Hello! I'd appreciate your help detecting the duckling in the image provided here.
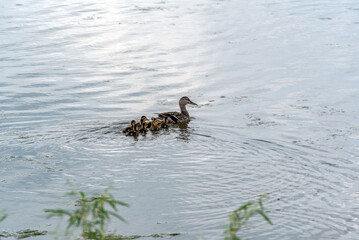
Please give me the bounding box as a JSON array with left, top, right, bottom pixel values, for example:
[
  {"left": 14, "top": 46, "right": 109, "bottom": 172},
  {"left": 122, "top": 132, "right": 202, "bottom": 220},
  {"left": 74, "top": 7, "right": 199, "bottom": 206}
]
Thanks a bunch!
[
  {"left": 123, "top": 120, "right": 136, "bottom": 133},
  {"left": 135, "top": 122, "right": 141, "bottom": 131},
  {"left": 126, "top": 123, "right": 140, "bottom": 136},
  {"left": 146, "top": 117, "right": 158, "bottom": 129},
  {"left": 160, "top": 117, "right": 169, "bottom": 129},
  {"left": 139, "top": 116, "right": 147, "bottom": 124},
  {"left": 134, "top": 115, "right": 148, "bottom": 130},
  {"left": 126, "top": 130, "right": 138, "bottom": 137},
  {"left": 139, "top": 122, "right": 148, "bottom": 134},
  {"left": 146, "top": 117, "right": 159, "bottom": 129},
  {"left": 150, "top": 119, "right": 161, "bottom": 131}
]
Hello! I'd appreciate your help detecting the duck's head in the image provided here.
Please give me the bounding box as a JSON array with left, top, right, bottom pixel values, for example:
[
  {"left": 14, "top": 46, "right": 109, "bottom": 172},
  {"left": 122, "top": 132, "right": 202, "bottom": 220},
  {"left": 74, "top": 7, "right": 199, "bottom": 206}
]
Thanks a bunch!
[
  {"left": 140, "top": 116, "right": 147, "bottom": 123},
  {"left": 180, "top": 96, "right": 197, "bottom": 106},
  {"left": 130, "top": 120, "right": 136, "bottom": 127}
]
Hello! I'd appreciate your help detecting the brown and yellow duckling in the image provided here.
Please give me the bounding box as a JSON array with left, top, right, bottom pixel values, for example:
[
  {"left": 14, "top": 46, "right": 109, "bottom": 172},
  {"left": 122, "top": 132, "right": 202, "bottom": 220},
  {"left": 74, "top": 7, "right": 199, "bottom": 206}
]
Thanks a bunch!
[
  {"left": 140, "top": 115, "right": 148, "bottom": 126},
  {"left": 135, "top": 115, "right": 147, "bottom": 129},
  {"left": 137, "top": 116, "right": 149, "bottom": 133},
  {"left": 126, "top": 123, "right": 140, "bottom": 136},
  {"left": 160, "top": 117, "right": 169, "bottom": 129},
  {"left": 123, "top": 120, "right": 136, "bottom": 133},
  {"left": 145, "top": 121, "right": 152, "bottom": 129},
  {"left": 139, "top": 122, "right": 148, "bottom": 134},
  {"left": 150, "top": 119, "right": 161, "bottom": 131},
  {"left": 140, "top": 115, "right": 147, "bottom": 123}
]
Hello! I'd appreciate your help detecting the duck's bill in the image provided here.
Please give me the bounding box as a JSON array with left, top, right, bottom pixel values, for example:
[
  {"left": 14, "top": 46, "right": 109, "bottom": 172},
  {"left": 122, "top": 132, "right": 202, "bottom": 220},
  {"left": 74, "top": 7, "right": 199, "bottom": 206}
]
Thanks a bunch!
[{"left": 189, "top": 101, "right": 198, "bottom": 105}]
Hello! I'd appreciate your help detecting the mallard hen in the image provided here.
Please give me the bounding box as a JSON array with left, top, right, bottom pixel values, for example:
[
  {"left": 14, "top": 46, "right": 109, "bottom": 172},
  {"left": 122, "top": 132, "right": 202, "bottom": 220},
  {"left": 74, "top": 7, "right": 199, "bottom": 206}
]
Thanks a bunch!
[{"left": 157, "top": 96, "right": 197, "bottom": 123}]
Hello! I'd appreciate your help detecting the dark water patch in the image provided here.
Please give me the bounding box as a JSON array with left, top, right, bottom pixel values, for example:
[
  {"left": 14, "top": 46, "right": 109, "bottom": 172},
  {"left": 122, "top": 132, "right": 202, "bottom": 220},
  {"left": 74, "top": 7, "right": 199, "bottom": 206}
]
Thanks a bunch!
[
  {"left": 245, "top": 113, "right": 278, "bottom": 127},
  {"left": 7, "top": 92, "right": 49, "bottom": 99},
  {"left": 9, "top": 72, "right": 48, "bottom": 79},
  {"left": 319, "top": 17, "right": 332, "bottom": 20},
  {"left": 0, "top": 230, "right": 179, "bottom": 239},
  {"left": 107, "top": 232, "right": 181, "bottom": 239},
  {"left": 20, "top": 83, "right": 55, "bottom": 88},
  {"left": 0, "top": 229, "right": 47, "bottom": 239}
]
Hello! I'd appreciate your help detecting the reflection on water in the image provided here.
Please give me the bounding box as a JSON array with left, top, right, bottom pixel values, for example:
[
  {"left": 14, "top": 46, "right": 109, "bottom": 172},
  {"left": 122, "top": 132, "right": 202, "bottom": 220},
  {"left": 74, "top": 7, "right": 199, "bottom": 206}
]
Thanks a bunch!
[
  {"left": 175, "top": 123, "right": 193, "bottom": 142},
  {"left": 1, "top": 0, "right": 359, "bottom": 240}
]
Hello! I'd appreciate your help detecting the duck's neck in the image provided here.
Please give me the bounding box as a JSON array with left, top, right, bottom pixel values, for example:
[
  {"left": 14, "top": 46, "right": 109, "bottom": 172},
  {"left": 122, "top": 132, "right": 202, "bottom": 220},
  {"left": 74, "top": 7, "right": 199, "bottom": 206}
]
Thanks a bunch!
[{"left": 179, "top": 103, "right": 189, "bottom": 118}]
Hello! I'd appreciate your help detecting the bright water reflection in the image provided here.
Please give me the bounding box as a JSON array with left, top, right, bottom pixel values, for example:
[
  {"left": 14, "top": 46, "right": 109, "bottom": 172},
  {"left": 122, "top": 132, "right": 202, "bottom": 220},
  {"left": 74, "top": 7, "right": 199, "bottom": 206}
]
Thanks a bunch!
[{"left": 1, "top": 0, "right": 359, "bottom": 239}]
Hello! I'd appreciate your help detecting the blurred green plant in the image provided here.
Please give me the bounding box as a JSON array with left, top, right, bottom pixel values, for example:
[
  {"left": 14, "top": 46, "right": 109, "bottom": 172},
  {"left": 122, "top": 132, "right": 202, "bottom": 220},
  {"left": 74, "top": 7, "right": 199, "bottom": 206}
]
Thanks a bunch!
[
  {"left": 224, "top": 195, "right": 272, "bottom": 240},
  {"left": 45, "top": 182, "right": 129, "bottom": 240},
  {"left": 0, "top": 209, "right": 6, "bottom": 223}
]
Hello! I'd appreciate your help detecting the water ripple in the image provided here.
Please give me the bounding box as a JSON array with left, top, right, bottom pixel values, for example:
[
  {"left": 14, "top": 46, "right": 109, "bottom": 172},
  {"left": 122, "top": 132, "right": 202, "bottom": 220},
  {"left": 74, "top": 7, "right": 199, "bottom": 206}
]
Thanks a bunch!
[{"left": 1, "top": 0, "right": 359, "bottom": 239}]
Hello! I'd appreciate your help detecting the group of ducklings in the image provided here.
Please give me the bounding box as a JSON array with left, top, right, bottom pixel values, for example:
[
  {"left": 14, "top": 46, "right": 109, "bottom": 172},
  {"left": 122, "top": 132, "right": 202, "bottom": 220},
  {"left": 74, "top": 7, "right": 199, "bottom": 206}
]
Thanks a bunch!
[
  {"left": 122, "top": 116, "right": 170, "bottom": 136},
  {"left": 123, "top": 96, "right": 198, "bottom": 136}
]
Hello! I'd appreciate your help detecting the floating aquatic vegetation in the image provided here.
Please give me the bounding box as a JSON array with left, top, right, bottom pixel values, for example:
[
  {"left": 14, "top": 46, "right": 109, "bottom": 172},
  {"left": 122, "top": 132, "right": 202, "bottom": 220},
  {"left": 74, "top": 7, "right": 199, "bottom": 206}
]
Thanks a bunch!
[{"left": 0, "top": 229, "right": 47, "bottom": 239}]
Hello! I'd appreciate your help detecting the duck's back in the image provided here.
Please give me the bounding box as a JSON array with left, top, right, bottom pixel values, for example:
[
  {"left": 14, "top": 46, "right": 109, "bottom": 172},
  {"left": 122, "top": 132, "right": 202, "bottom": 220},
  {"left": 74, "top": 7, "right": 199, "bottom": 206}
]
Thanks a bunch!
[
  {"left": 158, "top": 112, "right": 190, "bottom": 123},
  {"left": 158, "top": 111, "right": 180, "bottom": 119}
]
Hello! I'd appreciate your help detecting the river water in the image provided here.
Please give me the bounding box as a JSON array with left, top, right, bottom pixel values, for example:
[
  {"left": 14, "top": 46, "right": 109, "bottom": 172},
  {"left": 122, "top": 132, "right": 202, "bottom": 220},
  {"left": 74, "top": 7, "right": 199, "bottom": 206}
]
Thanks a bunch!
[{"left": 1, "top": 0, "right": 359, "bottom": 239}]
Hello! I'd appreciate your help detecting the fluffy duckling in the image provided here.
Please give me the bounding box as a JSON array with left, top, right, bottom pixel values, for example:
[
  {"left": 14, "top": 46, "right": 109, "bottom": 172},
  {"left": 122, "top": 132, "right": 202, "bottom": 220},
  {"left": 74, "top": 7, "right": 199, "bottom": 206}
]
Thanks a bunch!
[
  {"left": 126, "top": 131, "right": 138, "bottom": 137},
  {"left": 146, "top": 117, "right": 157, "bottom": 129},
  {"left": 126, "top": 123, "right": 140, "bottom": 136},
  {"left": 140, "top": 116, "right": 147, "bottom": 124},
  {"left": 123, "top": 120, "right": 136, "bottom": 133},
  {"left": 139, "top": 122, "right": 148, "bottom": 134},
  {"left": 150, "top": 119, "right": 161, "bottom": 131},
  {"left": 135, "top": 115, "right": 148, "bottom": 130},
  {"left": 160, "top": 117, "right": 169, "bottom": 129}
]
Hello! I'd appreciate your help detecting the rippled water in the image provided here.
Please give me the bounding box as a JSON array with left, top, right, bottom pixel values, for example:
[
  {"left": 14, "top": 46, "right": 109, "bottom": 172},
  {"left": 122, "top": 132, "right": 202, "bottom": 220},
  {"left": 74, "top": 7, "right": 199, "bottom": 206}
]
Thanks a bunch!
[{"left": 1, "top": 0, "right": 359, "bottom": 239}]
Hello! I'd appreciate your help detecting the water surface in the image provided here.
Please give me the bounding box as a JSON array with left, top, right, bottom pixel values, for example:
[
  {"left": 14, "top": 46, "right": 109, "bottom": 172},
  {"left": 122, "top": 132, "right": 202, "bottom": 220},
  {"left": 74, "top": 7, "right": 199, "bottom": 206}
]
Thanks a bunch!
[{"left": 1, "top": 0, "right": 359, "bottom": 239}]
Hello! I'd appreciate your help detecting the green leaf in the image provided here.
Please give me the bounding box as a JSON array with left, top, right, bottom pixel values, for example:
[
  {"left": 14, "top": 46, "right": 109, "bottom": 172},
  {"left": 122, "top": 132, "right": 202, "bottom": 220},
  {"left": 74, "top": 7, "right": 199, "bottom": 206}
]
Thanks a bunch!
[
  {"left": 108, "top": 201, "right": 117, "bottom": 211},
  {"left": 44, "top": 209, "right": 72, "bottom": 218},
  {"left": 80, "top": 191, "right": 85, "bottom": 199},
  {"left": 108, "top": 211, "right": 127, "bottom": 223},
  {"left": 113, "top": 200, "right": 130, "bottom": 207},
  {"left": 0, "top": 214, "right": 7, "bottom": 222},
  {"left": 255, "top": 210, "right": 272, "bottom": 225},
  {"left": 235, "top": 202, "right": 252, "bottom": 212},
  {"left": 64, "top": 191, "right": 77, "bottom": 197}
]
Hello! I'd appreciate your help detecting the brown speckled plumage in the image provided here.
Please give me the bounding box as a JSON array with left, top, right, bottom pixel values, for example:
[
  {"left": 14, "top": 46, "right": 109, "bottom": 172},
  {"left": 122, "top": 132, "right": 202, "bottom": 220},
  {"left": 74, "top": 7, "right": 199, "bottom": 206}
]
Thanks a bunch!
[{"left": 157, "top": 96, "right": 197, "bottom": 123}]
